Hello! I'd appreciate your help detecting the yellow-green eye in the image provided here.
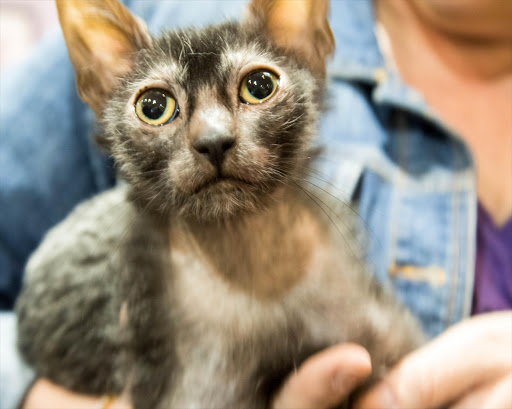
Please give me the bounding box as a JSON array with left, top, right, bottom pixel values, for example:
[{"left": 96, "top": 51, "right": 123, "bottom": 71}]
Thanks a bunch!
[
  {"left": 135, "top": 89, "right": 179, "bottom": 125},
  {"left": 239, "top": 71, "right": 279, "bottom": 104}
]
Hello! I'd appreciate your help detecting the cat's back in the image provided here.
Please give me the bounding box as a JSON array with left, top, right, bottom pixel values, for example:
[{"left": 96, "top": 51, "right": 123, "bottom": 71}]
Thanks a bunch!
[
  {"left": 24, "top": 183, "right": 133, "bottom": 279},
  {"left": 16, "top": 184, "right": 134, "bottom": 394}
]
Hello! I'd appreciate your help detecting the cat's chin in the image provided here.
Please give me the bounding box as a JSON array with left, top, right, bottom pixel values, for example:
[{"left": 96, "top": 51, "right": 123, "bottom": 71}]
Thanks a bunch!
[{"left": 177, "top": 178, "right": 274, "bottom": 222}]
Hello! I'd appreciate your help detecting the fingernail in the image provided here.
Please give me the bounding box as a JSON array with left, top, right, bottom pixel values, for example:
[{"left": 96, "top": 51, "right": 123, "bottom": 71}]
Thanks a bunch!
[{"left": 353, "top": 382, "right": 398, "bottom": 409}]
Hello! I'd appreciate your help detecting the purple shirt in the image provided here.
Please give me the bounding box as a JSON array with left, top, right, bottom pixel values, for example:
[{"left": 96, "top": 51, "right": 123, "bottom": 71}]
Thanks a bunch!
[{"left": 472, "top": 203, "right": 512, "bottom": 314}]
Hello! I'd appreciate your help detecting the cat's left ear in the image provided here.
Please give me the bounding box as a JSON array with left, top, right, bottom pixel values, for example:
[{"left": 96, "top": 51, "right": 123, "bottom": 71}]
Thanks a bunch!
[
  {"left": 247, "top": 0, "right": 335, "bottom": 76},
  {"left": 56, "top": 0, "right": 152, "bottom": 116}
]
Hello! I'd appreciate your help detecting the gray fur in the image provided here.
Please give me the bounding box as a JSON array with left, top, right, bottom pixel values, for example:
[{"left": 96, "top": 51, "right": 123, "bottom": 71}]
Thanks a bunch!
[
  {"left": 17, "top": 187, "right": 132, "bottom": 395},
  {"left": 16, "top": 2, "right": 424, "bottom": 408}
]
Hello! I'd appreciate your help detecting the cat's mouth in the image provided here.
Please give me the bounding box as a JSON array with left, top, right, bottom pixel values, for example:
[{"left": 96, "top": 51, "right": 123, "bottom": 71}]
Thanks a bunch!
[
  {"left": 176, "top": 173, "right": 278, "bottom": 220},
  {"left": 192, "top": 176, "right": 254, "bottom": 195}
]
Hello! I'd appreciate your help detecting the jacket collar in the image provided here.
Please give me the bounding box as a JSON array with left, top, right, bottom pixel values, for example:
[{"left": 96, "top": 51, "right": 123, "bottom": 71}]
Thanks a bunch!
[
  {"left": 327, "top": 0, "right": 440, "bottom": 122},
  {"left": 328, "top": 0, "right": 384, "bottom": 81}
]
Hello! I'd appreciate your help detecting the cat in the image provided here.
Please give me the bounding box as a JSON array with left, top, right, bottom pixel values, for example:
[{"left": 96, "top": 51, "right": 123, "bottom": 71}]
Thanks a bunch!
[{"left": 16, "top": 0, "right": 424, "bottom": 408}]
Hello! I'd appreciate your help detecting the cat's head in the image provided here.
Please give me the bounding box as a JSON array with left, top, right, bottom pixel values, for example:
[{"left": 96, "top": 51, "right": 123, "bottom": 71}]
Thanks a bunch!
[{"left": 57, "top": 0, "right": 334, "bottom": 220}]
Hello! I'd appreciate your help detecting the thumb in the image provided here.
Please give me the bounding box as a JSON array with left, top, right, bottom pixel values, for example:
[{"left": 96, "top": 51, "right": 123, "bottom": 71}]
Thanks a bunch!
[{"left": 272, "top": 343, "right": 372, "bottom": 409}]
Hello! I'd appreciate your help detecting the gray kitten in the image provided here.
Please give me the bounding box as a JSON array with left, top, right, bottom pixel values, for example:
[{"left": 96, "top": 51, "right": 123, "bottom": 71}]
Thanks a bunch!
[{"left": 16, "top": 0, "right": 424, "bottom": 408}]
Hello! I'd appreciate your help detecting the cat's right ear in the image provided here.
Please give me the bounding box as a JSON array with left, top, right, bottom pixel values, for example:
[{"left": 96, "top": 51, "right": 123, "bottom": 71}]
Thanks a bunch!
[{"left": 56, "top": 0, "right": 152, "bottom": 116}]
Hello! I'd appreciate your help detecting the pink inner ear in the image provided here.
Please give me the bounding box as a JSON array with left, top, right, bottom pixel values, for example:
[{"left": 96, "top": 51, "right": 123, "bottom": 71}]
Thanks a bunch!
[
  {"left": 57, "top": 0, "right": 151, "bottom": 116},
  {"left": 268, "top": 1, "right": 309, "bottom": 32},
  {"left": 86, "top": 27, "right": 134, "bottom": 67},
  {"left": 249, "top": 0, "right": 334, "bottom": 75}
]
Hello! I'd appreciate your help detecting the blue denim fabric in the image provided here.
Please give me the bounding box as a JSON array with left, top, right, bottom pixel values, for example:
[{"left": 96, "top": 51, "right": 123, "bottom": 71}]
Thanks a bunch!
[
  {"left": 320, "top": 1, "right": 476, "bottom": 339},
  {"left": 0, "top": 31, "right": 114, "bottom": 310},
  {"left": 0, "top": 0, "right": 476, "bottom": 333}
]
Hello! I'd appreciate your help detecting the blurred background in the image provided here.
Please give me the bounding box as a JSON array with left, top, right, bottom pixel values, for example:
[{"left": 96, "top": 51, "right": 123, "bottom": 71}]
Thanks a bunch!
[{"left": 0, "top": 0, "right": 58, "bottom": 69}]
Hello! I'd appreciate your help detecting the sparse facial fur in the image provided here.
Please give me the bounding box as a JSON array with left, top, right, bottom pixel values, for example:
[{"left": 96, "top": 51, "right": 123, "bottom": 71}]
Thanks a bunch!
[{"left": 16, "top": 1, "right": 424, "bottom": 409}]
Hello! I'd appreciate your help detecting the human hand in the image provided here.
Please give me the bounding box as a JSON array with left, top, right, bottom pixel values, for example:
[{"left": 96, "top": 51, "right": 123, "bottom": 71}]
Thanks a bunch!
[
  {"left": 271, "top": 343, "right": 372, "bottom": 409},
  {"left": 354, "top": 311, "right": 512, "bottom": 409},
  {"left": 22, "top": 378, "right": 131, "bottom": 409}
]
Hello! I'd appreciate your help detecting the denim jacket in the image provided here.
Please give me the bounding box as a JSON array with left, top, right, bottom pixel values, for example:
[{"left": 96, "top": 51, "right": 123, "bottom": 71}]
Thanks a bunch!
[
  {"left": 0, "top": 1, "right": 476, "bottom": 339},
  {"left": 320, "top": 1, "right": 477, "bottom": 339}
]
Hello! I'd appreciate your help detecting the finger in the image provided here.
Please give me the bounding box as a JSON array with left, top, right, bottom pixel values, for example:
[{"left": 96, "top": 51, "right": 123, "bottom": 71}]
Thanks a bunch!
[
  {"left": 354, "top": 311, "right": 512, "bottom": 409},
  {"left": 272, "top": 343, "right": 372, "bottom": 409},
  {"left": 450, "top": 374, "right": 512, "bottom": 409}
]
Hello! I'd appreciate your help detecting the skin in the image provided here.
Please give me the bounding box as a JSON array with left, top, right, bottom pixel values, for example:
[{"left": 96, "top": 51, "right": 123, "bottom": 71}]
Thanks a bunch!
[
  {"left": 271, "top": 344, "right": 372, "bottom": 409},
  {"left": 22, "top": 0, "right": 512, "bottom": 407}
]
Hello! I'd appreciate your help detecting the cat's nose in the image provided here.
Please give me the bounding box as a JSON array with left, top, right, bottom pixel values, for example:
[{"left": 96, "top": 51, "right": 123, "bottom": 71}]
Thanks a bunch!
[{"left": 192, "top": 132, "right": 235, "bottom": 170}]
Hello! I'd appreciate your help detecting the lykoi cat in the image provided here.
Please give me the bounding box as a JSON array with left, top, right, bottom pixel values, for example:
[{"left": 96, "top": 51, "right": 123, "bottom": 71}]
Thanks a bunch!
[{"left": 16, "top": 1, "right": 424, "bottom": 408}]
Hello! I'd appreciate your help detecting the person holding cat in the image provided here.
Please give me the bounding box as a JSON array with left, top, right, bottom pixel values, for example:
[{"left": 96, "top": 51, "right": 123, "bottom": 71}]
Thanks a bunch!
[{"left": 1, "top": 0, "right": 510, "bottom": 408}]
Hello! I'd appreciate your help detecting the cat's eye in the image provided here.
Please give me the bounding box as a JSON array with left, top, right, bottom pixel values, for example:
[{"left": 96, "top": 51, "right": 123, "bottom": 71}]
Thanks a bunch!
[
  {"left": 239, "top": 71, "right": 279, "bottom": 104},
  {"left": 135, "top": 89, "right": 179, "bottom": 125}
]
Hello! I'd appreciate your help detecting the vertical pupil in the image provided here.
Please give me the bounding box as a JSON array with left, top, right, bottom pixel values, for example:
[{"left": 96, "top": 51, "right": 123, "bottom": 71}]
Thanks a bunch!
[
  {"left": 141, "top": 91, "right": 167, "bottom": 120},
  {"left": 247, "top": 72, "right": 273, "bottom": 99}
]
